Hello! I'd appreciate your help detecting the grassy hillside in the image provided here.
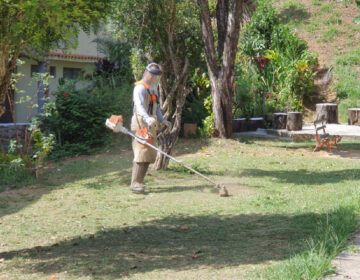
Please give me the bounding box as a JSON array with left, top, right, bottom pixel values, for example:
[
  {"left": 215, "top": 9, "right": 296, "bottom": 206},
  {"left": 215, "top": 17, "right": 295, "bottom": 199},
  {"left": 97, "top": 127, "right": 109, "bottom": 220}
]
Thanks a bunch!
[{"left": 272, "top": 0, "right": 360, "bottom": 122}]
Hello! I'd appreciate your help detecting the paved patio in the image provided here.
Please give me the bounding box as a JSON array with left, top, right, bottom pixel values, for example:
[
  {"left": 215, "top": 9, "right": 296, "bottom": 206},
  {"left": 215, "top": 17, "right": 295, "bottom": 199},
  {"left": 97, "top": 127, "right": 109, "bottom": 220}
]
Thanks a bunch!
[{"left": 235, "top": 124, "right": 360, "bottom": 141}]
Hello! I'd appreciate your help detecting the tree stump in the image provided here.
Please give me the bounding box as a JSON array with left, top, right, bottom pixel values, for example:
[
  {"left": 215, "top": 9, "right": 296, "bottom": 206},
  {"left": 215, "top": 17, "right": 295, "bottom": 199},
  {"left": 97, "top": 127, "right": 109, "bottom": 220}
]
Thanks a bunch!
[
  {"left": 183, "top": 123, "right": 197, "bottom": 138},
  {"left": 348, "top": 108, "right": 360, "bottom": 125},
  {"left": 272, "top": 113, "right": 287, "bottom": 129},
  {"left": 248, "top": 117, "right": 264, "bottom": 131},
  {"left": 286, "top": 112, "right": 302, "bottom": 131},
  {"left": 232, "top": 118, "right": 247, "bottom": 132},
  {"left": 316, "top": 103, "right": 338, "bottom": 123}
]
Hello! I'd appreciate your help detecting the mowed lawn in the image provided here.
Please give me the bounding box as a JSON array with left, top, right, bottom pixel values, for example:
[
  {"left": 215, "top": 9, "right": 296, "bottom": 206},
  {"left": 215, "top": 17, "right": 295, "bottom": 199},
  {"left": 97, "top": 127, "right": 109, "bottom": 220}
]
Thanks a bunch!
[{"left": 0, "top": 137, "right": 360, "bottom": 280}]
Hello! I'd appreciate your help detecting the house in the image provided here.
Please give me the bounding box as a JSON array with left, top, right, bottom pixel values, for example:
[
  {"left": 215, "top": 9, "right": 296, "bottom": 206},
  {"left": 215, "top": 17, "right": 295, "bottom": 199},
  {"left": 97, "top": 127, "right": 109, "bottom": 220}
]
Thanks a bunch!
[{"left": 0, "top": 30, "right": 105, "bottom": 125}]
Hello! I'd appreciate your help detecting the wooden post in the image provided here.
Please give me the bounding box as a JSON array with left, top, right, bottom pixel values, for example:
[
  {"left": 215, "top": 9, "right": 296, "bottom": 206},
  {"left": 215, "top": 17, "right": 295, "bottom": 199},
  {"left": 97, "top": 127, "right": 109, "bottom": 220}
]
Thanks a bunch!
[
  {"left": 316, "top": 103, "right": 338, "bottom": 123},
  {"left": 286, "top": 112, "right": 302, "bottom": 131},
  {"left": 247, "top": 117, "right": 264, "bottom": 131},
  {"left": 232, "top": 118, "right": 247, "bottom": 132},
  {"left": 348, "top": 108, "right": 360, "bottom": 125},
  {"left": 272, "top": 113, "right": 287, "bottom": 129}
]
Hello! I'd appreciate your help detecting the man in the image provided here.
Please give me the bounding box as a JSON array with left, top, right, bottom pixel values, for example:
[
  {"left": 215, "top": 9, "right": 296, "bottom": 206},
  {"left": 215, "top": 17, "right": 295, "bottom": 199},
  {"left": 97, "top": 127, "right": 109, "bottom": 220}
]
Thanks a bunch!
[{"left": 130, "top": 63, "right": 170, "bottom": 193}]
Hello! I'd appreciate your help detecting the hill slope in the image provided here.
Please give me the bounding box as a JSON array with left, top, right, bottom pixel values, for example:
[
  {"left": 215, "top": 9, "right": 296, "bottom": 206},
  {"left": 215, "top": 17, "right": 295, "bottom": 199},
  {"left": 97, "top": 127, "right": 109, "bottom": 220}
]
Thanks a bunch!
[{"left": 272, "top": 0, "right": 360, "bottom": 122}]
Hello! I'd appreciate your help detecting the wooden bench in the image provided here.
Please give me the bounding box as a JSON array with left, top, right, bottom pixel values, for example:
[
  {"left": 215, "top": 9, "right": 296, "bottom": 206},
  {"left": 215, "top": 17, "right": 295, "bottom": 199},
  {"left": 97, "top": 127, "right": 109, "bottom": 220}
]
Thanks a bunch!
[{"left": 313, "top": 120, "right": 342, "bottom": 152}]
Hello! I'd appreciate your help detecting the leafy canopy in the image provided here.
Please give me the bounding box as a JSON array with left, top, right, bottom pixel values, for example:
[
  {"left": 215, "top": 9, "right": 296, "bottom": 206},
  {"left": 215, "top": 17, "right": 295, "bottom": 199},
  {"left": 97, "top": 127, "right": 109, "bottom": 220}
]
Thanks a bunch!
[{"left": 0, "top": 0, "right": 111, "bottom": 52}]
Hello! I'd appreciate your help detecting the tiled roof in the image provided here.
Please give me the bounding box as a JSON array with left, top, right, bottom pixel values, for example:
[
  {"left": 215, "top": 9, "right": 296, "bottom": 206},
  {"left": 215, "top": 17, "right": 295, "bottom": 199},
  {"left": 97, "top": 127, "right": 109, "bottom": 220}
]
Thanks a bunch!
[{"left": 47, "top": 52, "right": 103, "bottom": 61}]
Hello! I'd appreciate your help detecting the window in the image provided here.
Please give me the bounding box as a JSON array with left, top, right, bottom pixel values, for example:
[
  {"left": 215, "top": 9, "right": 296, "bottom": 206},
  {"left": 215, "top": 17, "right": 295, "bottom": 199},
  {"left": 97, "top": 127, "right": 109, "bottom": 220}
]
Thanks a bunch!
[
  {"left": 63, "top": 67, "right": 81, "bottom": 80},
  {"left": 31, "top": 65, "right": 56, "bottom": 77}
]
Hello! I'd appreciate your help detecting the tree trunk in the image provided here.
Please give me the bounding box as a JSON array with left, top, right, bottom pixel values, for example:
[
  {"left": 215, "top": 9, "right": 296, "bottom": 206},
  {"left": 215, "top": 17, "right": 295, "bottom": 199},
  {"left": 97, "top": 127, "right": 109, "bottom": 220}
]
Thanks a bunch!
[
  {"left": 210, "top": 75, "right": 233, "bottom": 137},
  {"left": 273, "top": 113, "right": 287, "bottom": 129},
  {"left": 232, "top": 118, "right": 247, "bottom": 132},
  {"left": 153, "top": 81, "right": 188, "bottom": 170},
  {"left": 248, "top": 117, "right": 264, "bottom": 131},
  {"left": 315, "top": 103, "right": 338, "bottom": 124},
  {"left": 0, "top": 49, "right": 18, "bottom": 118},
  {"left": 286, "top": 112, "right": 303, "bottom": 131},
  {"left": 197, "top": 0, "right": 245, "bottom": 138},
  {"left": 152, "top": 50, "right": 189, "bottom": 170},
  {"left": 348, "top": 108, "right": 360, "bottom": 125}
]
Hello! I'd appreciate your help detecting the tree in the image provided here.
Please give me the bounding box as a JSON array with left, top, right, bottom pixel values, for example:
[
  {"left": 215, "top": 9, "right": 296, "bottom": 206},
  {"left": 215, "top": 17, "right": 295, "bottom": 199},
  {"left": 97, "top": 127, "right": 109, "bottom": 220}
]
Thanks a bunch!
[
  {"left": 197, "top": 0, "right": 252, "bottom": 138},
  {"left": 115, "top": 0, "right": 204, "bottom": 170},
  {"left": 0, "top": 0, "right": 111, "bottom": 118}
]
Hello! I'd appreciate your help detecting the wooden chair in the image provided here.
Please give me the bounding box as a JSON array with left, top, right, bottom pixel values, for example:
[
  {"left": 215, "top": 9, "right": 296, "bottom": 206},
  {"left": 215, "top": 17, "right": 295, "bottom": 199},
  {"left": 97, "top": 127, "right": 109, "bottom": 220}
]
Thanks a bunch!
[{"left": 313, "top": 120, "right": 342, "bottom": 152}]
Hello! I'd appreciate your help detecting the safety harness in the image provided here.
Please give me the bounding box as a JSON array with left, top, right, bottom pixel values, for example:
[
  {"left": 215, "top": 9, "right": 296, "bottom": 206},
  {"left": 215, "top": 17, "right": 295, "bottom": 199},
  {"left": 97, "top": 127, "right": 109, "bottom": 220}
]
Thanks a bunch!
[
  {"left": 134, "top": 81, "right": 158, "bottom": 115},
  {"left": 134, "top": 81, "right": 159, "bottom": 145}
]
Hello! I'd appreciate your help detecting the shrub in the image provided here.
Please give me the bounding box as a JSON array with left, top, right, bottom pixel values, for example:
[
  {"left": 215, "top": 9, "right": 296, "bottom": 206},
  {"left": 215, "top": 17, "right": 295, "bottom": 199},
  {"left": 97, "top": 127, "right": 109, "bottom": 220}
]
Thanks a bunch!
[
  {"left": 238, "top": 0, "right": 317, "bottom": 114},
  {"left": 198, "top": 95, "right": 214, "bottom": 137},
  {"left": 41, "top": 80, "right": 133, "bottom": 157},
  {"left": 241, "top": 0, "right": 279, "bottom": 57}
]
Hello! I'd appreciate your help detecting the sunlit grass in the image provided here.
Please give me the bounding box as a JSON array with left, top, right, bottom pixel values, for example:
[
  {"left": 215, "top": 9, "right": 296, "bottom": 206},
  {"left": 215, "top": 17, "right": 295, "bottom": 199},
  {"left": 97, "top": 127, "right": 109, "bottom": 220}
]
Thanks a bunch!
[{"left": 0, "top": 137, "right": 359, "bottom": 279}]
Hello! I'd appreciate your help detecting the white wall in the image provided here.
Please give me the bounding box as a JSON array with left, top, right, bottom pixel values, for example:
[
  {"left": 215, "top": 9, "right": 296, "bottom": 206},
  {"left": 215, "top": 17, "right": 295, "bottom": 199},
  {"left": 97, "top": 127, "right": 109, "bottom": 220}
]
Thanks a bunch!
[
  {"left": 13, "top": 29, "right": 106, "bottom": 123},
  {"left": 15, "top": 59, "right": 96, "bottom": 123},
  {"left": 52, "top": 30, "right": 104, "bottom": 57}
]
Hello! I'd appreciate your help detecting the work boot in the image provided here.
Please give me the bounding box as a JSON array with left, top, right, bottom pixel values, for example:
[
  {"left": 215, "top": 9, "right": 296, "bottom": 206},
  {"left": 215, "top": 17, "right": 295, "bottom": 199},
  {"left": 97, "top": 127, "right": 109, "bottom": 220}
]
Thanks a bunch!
[{"left": 130, "top": 162, "right": 150, "bottom": 194}]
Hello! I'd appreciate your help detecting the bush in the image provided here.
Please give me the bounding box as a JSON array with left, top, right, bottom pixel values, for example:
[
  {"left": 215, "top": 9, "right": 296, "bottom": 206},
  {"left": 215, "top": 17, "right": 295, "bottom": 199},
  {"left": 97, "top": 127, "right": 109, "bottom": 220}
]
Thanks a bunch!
[
  {"left": 233, "top": 58, "right": 263, "bottom": 118},
  {"left": 241, "top": 0, "right": 279, "bottom": 57},
  {"left": 238, "top": 0, "right": 318, "bottom": 115},
  {"left": 183, "top": 69, "right": 212, "bottom": 137},
  {"left": 41, "top": 80, "right": 133, "bottom": 157}
]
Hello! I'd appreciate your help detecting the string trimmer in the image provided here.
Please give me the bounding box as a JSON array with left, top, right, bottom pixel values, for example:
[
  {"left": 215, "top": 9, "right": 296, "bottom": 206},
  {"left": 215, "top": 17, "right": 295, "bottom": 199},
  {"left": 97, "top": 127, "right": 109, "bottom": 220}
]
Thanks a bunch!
[{"left": 105, "top": 115, "right": 229, "bottom": 197}]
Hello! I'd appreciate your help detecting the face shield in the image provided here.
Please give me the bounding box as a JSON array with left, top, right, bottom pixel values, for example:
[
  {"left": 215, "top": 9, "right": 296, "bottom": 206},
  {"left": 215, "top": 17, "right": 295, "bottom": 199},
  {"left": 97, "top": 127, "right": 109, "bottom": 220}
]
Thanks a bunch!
[{"left": 143, "top": 63, "right": 162, "bottom": 90}]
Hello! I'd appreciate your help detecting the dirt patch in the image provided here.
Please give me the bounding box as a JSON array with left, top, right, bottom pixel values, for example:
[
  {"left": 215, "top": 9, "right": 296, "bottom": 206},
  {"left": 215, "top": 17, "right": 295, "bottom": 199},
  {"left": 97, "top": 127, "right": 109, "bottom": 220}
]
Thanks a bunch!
[{"left": 222, "top": 182, "right": 256, "bottom": 197}]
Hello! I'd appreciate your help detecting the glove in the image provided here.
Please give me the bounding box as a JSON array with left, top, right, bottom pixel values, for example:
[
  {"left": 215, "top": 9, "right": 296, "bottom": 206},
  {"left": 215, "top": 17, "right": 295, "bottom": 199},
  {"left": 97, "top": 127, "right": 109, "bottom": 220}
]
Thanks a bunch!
[{"left": 145, "top": 117, "right": 156, "bottom": 128}]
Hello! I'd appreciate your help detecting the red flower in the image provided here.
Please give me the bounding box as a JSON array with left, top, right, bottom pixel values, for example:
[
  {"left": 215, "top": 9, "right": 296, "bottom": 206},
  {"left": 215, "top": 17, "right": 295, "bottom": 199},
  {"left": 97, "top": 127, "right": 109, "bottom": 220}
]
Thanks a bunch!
[
  {"left": 63, "top": 92, "right": 69, "bottom": 98},
  {"left": 265, "top": 92, "right": 274, "bottom": 100},
  {"left": 92, "top": 91, "right": 96, "bottom": 95},
  {"left": 50, "top": 91, "right": 55, "bottom": 95},
  {"left": 254, "top": 56, "right": 271, "bottom": 72}
]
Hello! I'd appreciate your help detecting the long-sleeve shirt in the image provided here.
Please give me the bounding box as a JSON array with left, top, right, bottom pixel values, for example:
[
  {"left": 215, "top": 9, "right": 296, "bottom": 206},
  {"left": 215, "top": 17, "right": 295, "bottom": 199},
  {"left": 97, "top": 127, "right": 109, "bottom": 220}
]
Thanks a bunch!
[{"left": 133, "top": 84, "right": 165, "bottom": 123}]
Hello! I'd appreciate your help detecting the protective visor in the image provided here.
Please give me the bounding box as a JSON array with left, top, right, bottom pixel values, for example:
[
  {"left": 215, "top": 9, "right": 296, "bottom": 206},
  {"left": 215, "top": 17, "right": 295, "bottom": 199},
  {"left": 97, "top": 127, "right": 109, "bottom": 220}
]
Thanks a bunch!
[{"left": 146, "top": 63, "right": 162, "bottom": 76}]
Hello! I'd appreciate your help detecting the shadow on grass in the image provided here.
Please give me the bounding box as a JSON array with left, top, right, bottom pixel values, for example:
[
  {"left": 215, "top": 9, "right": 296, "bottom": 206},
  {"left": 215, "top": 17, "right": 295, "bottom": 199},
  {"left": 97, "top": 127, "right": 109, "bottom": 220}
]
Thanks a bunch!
[
  {"left": 242, "top": 168, "right": 360, "bottom": 185},
  {"left": 0, "top": 211, "right": 339, "bottom": 278},
  {"left": 0, "top": 157, "right": 133, "bottom": 219}
]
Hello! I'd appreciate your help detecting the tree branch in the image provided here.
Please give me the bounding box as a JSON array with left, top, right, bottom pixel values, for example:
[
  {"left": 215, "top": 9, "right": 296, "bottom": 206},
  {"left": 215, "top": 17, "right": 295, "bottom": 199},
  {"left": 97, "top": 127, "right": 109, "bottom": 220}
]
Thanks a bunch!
[
  {"left": 216, "top": 0, "right": 229, "bottom": 60},
  {"left": 222, "top": 0, "right": 244, "bottom": 82},
  {"left": 197, "top": 0, "right": 219, "bottom": 76}
]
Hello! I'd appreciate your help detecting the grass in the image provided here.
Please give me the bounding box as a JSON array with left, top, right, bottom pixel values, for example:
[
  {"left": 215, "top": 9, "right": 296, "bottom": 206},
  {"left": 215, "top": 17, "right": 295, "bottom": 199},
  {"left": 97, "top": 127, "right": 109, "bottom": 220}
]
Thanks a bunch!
[
  {"left": 0, "top": 137, "right": 360, "bottom": 279},
  {"left": 320, "top": 26, "right": 343, "bottom": 42},
  {"left": 333, "top": 46, "right": 360, "bottom": 121},
  {"left": 319, "top": 2, "right": 336, "bottom": 13},
  {"left": 0, "top": 167, "right": 35, "bottom": 192}
]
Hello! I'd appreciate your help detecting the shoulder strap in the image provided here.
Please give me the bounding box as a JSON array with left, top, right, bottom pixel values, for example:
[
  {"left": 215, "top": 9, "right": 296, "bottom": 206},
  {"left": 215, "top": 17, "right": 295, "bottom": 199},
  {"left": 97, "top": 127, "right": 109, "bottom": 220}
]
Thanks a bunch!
[{"left": 134, "top": 81, "right": 150, "bottom": 91}]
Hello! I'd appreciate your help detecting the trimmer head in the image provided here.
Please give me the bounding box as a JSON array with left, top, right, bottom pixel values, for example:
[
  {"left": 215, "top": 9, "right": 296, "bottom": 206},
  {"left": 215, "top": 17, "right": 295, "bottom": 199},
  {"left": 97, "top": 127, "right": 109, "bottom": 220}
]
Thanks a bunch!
[{"left": 217, "top": 184, "right": 229, "bottom": 197}]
